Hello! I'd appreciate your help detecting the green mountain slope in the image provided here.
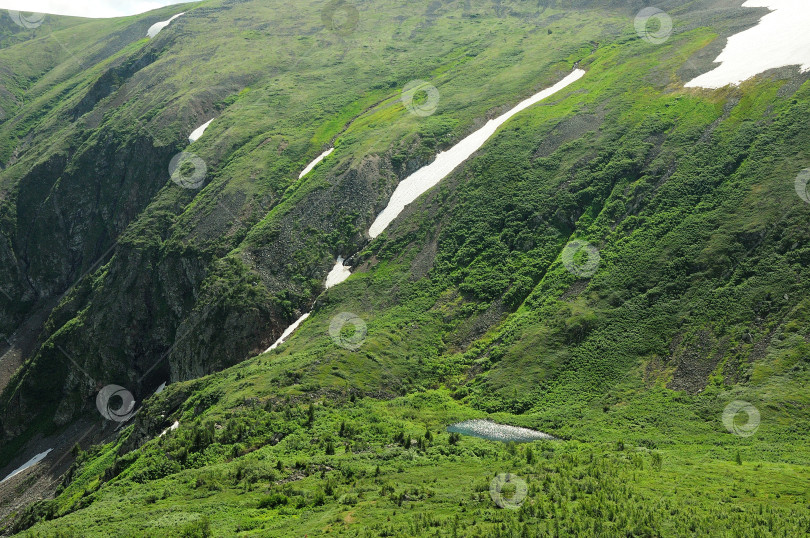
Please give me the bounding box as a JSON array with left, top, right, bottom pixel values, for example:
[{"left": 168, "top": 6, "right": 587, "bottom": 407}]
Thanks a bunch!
[
  {"left": 0, "top": 0, "right": 631, "bottom": 439},
  {"left": 1, "top": 0, "right": 809, "bottom": 536}
]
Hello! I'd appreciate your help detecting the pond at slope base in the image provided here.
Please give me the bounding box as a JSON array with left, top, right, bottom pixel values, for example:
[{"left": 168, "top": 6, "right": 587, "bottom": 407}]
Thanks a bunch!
[{"left": 447, "top": 419, "right": 555, "bottom": 442}]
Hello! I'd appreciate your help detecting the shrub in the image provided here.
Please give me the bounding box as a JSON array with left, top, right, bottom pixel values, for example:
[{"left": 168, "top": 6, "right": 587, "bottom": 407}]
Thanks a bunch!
[{"left": 258, "top": 493, "right": 289, "bottom": 509}]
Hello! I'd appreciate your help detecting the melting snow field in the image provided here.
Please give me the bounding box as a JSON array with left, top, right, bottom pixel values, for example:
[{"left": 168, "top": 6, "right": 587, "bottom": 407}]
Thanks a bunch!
[
  {"left": 147, "top": 13, "right": 184, "bottom": 38},
  {"left": 368, "top": 69, "right": 586, "bottom": 238},
  {"left": 325, "top": 256, "right": 352, "bottom": 289},
  {"left": 263, "top": 70, "right": 585, "bottom": 351},
  {"left": 188, "top": 119, "right": 214, "bottom": 142},
  {"left": 299, "top": 148, "right": 334, "bottom": 179},
  {"left": 447, "top": 420, "right": 555, "bottom": 442},
  {"left": 265, "top": 313, "right": 311, "bottom": 352},
  {"left": 159, "top": 421, "right": 180, "bottom": 437},
  {"left": 1, "top": 449, "right": 52, "bottom": 483},
  {"left": 686, "top": 1, "right": 810, "bottom": 88}
]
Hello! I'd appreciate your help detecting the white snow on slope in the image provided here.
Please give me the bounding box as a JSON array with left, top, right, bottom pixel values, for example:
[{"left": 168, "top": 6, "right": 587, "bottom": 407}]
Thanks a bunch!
[
  {"left": 686, "top": 1, "right": 810, "bottom": 88},
  {"left": 264, "top": 313, "right": 311, "bottom": 353},
  {"left": 189, "top": 119, "right": 213, "bottom": 142},
  {"left": 299, "top": 148, "right": 334, "bottom": 179},
  {"left": 159, "top": 421, "right": 179, "bottom": 437},
  {"left": 1, "top": 449, "right": 52, "bottom": 483},
  {"left": 262, "top": 69, "right": 586, "bottom": 353},
  {"left": 325, "top": 257, "right": 352, "bottom": 289},
  {"left": 147, "top": 12, "right": 184, "bottom": 38},
  {"left": 368, "top": 69, "right": 586, "bottom": 238}
]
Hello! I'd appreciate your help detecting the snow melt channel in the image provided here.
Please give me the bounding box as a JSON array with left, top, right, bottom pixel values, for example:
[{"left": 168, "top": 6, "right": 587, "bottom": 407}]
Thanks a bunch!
[
  {"left": 264, "top": 256, "right": 347, "bottom": 353},
  {"left": 260, "top": 148, "right": 337, "bottom": 353},
  {"left": 369, "top": 68, "right": 585, "bottom": 238},
  {"left": 147, "top": 13, "right": 185, "bottom": 39},
  {"left": 686, "top": 1, "right": 810, "bottom": 88},
  {"left": 1, "top": 449, "right": 52, "bottom": 483}
]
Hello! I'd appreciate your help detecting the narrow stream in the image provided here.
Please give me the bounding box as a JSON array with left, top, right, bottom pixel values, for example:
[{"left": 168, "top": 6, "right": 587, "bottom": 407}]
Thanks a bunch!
[{"left": 265, "top": 69, "right": 585, "bottom": 352}]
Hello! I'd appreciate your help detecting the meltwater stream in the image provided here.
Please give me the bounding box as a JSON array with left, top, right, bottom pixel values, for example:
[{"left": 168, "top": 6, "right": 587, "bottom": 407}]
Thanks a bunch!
[{"left": 264, "top": 69, "right": 585, "bottom": 353}]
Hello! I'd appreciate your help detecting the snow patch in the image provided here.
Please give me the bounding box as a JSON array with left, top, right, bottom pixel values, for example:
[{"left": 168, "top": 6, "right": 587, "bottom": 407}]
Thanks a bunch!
[
  {"left": 368, "top": 69, "right": 586, "bottom": 238},
  {"left": 159, "top": 421, "right": 180, "bottom": 437},
  {"left": 325, "top": 257, "right": 352, "bottom": 289},
  {"left": 147, "top": 12, "right": 184, "bottom": 39},
  {"left": 299, "top": 148, "right": 334, "bottom": 179},
  {"left": 686, "top": 1, "right": 810, "bottom": 88},
  {"left": 188, "top": 119, "right": 214, "bottom": 142},
  {"left": 1, "top": 449, "right": 52, "bottom": 483},
  {"left": 265, "top": 313, "right": 311, "bottom": 352},
  {"left": 260, "top": 69, "right": 586, "bottom": 355}
]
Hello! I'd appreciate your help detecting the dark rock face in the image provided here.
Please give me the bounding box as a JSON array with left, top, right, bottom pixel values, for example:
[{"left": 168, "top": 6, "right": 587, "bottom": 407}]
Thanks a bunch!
[
  {"left": 170, "top": 153, "right": 400, "bottom": 382},
  {"left": 0, "top": 142, "right": 404, "bottom": 436}
]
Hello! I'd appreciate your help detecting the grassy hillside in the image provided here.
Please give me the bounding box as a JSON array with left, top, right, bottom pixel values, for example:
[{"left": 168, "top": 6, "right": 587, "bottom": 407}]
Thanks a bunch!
[
  {"left": 0, "top": 0, "right": 633, "bottom": 439},
  {"left": 2, "top": 0, "right": 810, "bottom": 536}
]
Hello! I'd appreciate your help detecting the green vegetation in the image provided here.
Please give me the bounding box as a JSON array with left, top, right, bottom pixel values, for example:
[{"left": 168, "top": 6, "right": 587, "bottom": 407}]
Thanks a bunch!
[
  {"left": 12, "top": 390, "right": 810, "bottom": 536},
  {"left": 1, "top": 0, "right": 809, "bottom": 536}
]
